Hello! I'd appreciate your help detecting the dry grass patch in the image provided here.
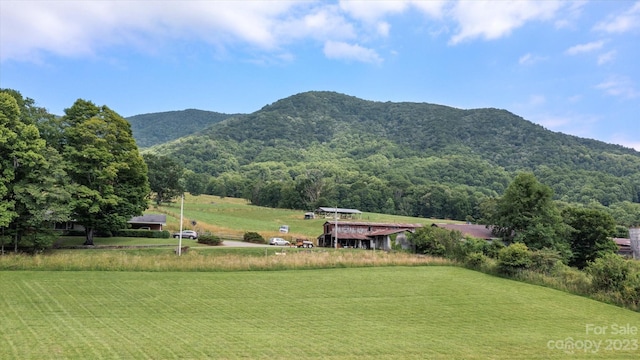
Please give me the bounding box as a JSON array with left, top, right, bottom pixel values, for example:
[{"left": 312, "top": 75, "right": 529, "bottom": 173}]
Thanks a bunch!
[{"left": 0, "top": 249, "right": 452, "bottom": 272}]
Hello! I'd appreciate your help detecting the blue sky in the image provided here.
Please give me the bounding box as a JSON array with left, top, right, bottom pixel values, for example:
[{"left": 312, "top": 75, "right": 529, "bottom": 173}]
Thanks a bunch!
[{"left": 1, "top": 1, "right": 639, "bottom": 150}]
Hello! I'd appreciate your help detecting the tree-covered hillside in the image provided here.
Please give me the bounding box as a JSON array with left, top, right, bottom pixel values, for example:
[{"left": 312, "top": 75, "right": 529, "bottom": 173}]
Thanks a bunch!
[
  {"left": 141, "top": 91, "right": 640, "bottom": 224},
  {"left": 127, "top": 109, "right": 239, "bottom": 148}
]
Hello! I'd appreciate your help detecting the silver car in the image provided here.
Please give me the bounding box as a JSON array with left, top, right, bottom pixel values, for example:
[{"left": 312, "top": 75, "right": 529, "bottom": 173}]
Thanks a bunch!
[
  {"left": 269, "top": 237, "right": 290, "bottom": 246},
  {"left": 173, "top": 230, "right": 198, "bottom": 239}
]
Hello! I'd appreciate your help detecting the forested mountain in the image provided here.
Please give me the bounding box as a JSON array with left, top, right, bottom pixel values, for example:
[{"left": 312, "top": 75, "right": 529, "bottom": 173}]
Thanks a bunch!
[
  {"left": 139, "top": 91, "right": 640, "bottom": 224},
  {"left": 127, "top": 109, "right": 239, "bottom": 148}
]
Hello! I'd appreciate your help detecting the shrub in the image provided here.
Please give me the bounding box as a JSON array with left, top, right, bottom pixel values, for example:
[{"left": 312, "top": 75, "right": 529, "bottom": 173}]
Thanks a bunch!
[
  {"left": 409, "top": 226, "right": 459, "bottom": 258},
  {"left": 621, "top": 271, "right": 640, "bottom": 309},
  {"left": 198, "top": 233, "right": 223, "bottom": 246},
  {"left": 586, "top": 253, "right": 631, "bottom": 293},
  {"left": 464, "top": 252, "right": 488, "bottom": 270},
  {"left": 530, "top": 248, "right": 562, "bottom": 275},
  {"left": 456, "top": 237, "right": 488, "bottom": 262},
  {"left": 483, "top": 240, "right": 505, "bottom": 259},
  {"left": 497, "top": 243, "right": 532, "bottom": 274},
  {"left": 243, "top": 232, "right": 265, "bottom": 244}
]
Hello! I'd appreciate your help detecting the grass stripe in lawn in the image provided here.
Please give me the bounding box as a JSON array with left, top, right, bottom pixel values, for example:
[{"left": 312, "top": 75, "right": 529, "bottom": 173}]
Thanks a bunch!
[{"left": 1, "top": 267, "right": 639, "bottom": 359}]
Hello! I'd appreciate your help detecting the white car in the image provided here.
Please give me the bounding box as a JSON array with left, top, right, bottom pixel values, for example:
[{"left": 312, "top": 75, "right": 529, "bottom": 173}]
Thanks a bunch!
[
  {"left": 173, "top": 230, "right": 198, "bottom": 239},
  {"left": 269, "top": 237, "right": 290, "bottom": 246}
]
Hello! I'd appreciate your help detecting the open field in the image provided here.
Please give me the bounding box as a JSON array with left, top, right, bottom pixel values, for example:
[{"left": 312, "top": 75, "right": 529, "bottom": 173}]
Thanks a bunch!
[
  {"left": 2, "top": 266, "right": 639, "bottom": 359},
  {"left": 153, "top": 194, "right": 453, "bottom": 240}
]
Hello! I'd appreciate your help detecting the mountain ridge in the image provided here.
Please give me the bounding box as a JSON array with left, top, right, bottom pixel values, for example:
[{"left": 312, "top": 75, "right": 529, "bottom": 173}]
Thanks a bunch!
[{"left": 131, "top": 91, "right": 640, "bottom": 217}]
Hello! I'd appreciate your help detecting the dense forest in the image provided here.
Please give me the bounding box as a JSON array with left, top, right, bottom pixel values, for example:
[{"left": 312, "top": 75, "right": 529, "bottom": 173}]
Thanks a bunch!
[
  {"left": 138, "top": 91, "right": 640, "bottom": 227},
  {"left": 127, "top": 109, "right": 238, "bottom": 148}
]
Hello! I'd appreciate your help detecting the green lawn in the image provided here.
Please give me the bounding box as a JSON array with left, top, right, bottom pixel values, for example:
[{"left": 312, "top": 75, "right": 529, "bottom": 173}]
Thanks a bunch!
[{"left": 2, "top": 266, "right": 639, "bottom": 359}]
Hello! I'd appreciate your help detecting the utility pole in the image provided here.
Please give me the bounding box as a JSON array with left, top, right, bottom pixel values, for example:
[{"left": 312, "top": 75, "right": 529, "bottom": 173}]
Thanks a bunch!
[
  {"left": 334, "top": 206, "right": 338, "bottom": 249},
  {"left": 177, "top": 194, "right": 184, "bottom": 256}
]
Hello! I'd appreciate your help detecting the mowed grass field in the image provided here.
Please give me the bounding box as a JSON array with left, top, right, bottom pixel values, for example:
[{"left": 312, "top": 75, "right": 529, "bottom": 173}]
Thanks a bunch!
[{"left": 2, "top": 266, "right": 639, "bottom": 359}]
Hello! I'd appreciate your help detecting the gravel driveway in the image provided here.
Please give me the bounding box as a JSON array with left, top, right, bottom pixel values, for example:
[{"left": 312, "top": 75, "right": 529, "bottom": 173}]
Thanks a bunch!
[{"left": 221, "top": 240, "right": 270, "bottom": 247}]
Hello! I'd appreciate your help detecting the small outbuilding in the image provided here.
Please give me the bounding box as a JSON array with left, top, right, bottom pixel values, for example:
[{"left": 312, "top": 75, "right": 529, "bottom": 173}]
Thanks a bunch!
[{"left": 315, "top": 207, "right": 362, "bottom": 219}]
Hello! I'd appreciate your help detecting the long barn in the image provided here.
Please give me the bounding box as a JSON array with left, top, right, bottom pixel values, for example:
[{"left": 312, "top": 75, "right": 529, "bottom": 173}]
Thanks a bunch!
[{"left": 317, "top": 221, "right": 422, "bottom": 250}]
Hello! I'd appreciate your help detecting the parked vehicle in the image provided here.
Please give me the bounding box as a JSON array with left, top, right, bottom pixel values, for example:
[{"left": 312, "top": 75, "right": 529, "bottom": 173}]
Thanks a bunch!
[
  {"left": 279, "top": 225, "right": 289, "bottom": 233},
  {"left": 173, "top": 230, "right": 198, "bottom": 239},
  {"left": 269, "top": 237, "right": 290, "bottom": 246},
  {"left": 295, "top": 239, "right": 314, "bottom": 248}
]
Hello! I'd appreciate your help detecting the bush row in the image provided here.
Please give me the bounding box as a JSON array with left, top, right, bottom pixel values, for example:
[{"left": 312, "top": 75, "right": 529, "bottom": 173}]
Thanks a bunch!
[
  {"left": 63, "top": 229, "right": 171, "bottom": 238},
  {"left": 114, "top": 229, "right": 171, "bottom": 238}
]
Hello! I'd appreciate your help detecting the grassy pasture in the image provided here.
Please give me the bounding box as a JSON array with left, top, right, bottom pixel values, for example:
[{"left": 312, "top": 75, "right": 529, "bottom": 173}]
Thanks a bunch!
[
  {"left": 153, "top": 194, "right": 447, "bottom": 240},
  {"left": 2, "top": 266, "right": 639, "bottom": 359}
]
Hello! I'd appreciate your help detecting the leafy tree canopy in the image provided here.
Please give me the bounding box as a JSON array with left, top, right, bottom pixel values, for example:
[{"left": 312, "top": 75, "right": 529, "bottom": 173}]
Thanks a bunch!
[
  {"left": 562, "top": 206, "right": 618, "bottom": 269},
  {"left": 489, "top": 173, "right": 570, "bottom": 259},
  {"left": 62, "top": 99, "right": 149, "bottom": 245}
]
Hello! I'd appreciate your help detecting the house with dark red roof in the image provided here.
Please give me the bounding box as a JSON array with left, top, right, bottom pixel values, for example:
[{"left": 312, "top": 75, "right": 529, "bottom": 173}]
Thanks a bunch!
[{"left": 317, "top": 221, "right": 422, "bottom": 250}]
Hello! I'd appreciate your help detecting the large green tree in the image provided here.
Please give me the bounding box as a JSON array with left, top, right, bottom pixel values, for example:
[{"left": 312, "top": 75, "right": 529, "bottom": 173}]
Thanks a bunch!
[
  {"left": 489, "top": 173, "right": 570, "bottom": 259},
  {"left": 0, "top": 91, "right": 71, "bottom": 251},
  {"left": 61, "top": 100, "right": 149, "bottom": 245},
  {"left": 562, "top": 206, "right": 618, "bottom": 269},
  {"left": 0, "top": 93, "right": 21, "bottom": 229},
  {"left": 143, "top": 153, "right": 184, "bottom": 205}
]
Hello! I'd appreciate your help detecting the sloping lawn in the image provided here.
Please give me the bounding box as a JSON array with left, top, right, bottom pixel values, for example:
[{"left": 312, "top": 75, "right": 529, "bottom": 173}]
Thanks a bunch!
[{"left": 1, "top": 266, "right": 638, "bottom": 359}]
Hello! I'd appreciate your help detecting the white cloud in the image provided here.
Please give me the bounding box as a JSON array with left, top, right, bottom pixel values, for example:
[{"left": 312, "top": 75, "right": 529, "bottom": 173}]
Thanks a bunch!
[
  {"left": 448, "top": 1, "right": 562, "bottom": 44},
  {"left": 518, "top": 53, "right": 547, "bottom": 65},
  {"left": 597, "top": 50, "right": 616, "bottom": 65},
  {"left": 595, "top": 76, "right": 640, "bottom": 99},
  {"left": 554, "top": 0, "right": 587, "bottom": 29},
  {"left": 594, "top": 2, "right": 640, "bottom": 33},
  {"left": 276, "top": 5, "right": 357, "bottom": 43},
  {"left": 529, "top": 112, "right": 600, "bottom": 139},
  {"left": 609, "top": 134, "right": 640, "bottom": 151},
  {"left": 336, "top": 0, "right": 447, "bottom": 38},
  {"left": 377, "top": 21, "right": 391, "bottom": 37},
  {"left": 528, "top": 95, "right": 546, "bottom": 106},
  {"left": 323, "top": 41, "right": 382, "bottom": 64},
  {"left": 0, "top": 1, "right": 317, "bottom": 62},
  {"left": 534, "top": 114, "right": 575, "bottom": 129},
  {"left": 564, "top": 40, "right": 605, "bottom": 55},
  {"left": 339, "top": 0, "right": 409, "bottom": 22}
]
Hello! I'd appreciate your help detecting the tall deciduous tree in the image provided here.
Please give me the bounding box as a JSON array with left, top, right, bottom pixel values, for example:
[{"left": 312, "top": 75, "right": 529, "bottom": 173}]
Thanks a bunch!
[
  {"left": 61, "top": 100, "right": 149, "bottom": 245},
  {"left": 490, "top": 173, "right": 570, "bottom": 259},
  {"left": 0, "top": 93, "right": 21, "bottom": 229},
  {"left": 0, "top": 91, "right": 71, "bottom": 252},
  {"left": 562, "top": 206, "right": 618, "bottom": 269},
  {"left": 143, "top": 153, "right": 184, "bottom": 205}
]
